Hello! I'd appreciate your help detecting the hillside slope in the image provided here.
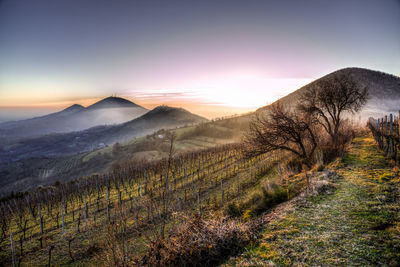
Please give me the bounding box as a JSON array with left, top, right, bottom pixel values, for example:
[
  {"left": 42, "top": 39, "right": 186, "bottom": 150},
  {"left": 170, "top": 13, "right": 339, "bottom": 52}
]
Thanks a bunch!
[
  {"left": 0, "top": 97, "right": 148, "bottom": 141},
  {"left": 0, "top": 106, "right": 207, "bottom": 163},
  {"left": 261, "top": 68, "right": 400, "bottom": 119},
  {"left": 0, "top": 137, "right": 278, "bottom": 266},
  {"left": 0, "top": 112, "right": 245, "bottom": 195},
  {"left": 225, "top": 133, "right": 400, "bottom": 266}
]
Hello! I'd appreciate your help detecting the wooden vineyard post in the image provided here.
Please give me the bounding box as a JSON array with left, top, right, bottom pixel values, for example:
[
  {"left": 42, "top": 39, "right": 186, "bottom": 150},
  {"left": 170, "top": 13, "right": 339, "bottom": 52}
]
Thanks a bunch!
[
  {"left": 106, "top": 186, "right": 110, "bottom": 222},
  {"left": 83, "top": 206, "right": 91, "bottom": 246},
  {"left": 84, "top": 190, "right": 88, "bottom": 221},
  {"left": 47, "top": 245, "right": 54, "bottom": 267},
  {"left": 61, "top": 204, "right": 65, "bottom": 240},
  {"left": 225, "top": 158, "right": 228, "bottom": 179},
  {"left": 134, "top": 196, "right": 137, "bottom": 211},
  {"left": 377, "top": 118, "right": 382, "bottom": 149},
  {"left": 184, "top": 165, "right": 188, "bottom": 185},
  {"left": 236, "top": 170, "right": 239, "bottom": 191},
  {"left": 390, "top": 114, "right": 394, "bottom": 159},
  {"left": 385, "top": 115, "right": 389, "bottom": 155},
  {"left": 178, "top": 196, "right": 182, "bottom": 211},
  {"left": 383, "top": 116, "right": 386, "bottom": 152},
  {"left": 378, "top": 117, "right": 382, "bottom": 150},
  {"left": 38, "top": 202, "right": 43, "bottom": 248},
  {"left": 278, "top": 162, "right": 282, "bottom": 177},
  {"left": 191, "top": 173, "right": 194, "bottom": 197},
  {"left": 396, "top": 114, "right": 398, "bottom": 162},
  {"left": 144, "top": 172, "right": 148, "bottom": 195},
  {"left": 77, "top": 213, "right": 81, "bottom": 233},
  {"left": 10, "top": 232, "right": 15, "bottom": 267},
  {"left": 197, "top": 191, "right": 201, "bottom": 217},
  {"left": 134, "top": 196, "right": 138, "bottom": 227},
  {"left": 174, "top": 173, "right": 177, "bottom": 191},
  {"left": 396, "top": 110, "right": 400, "bottom": 164},
  {"left": 220, "top": 179, "right": 224, "bottom": 205},
  {"left": 129, "top": 193, "right": 133, "bottom": 211},
  {"left": 382, "top": 117, "right": 385, "bottom": 150},
  {"left": 96, "top": 180, "right": 100, "bottom": 212}
]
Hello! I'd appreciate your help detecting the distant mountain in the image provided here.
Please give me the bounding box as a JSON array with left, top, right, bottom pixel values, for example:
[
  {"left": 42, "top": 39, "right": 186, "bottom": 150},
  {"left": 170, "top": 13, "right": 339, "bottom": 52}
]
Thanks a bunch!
[
  {"left": 263, "top": 68, "right": 400, "bottom": 119},
  {"left": 60, "top": 104, "right": 85, "bottom": 113},
  {"left": 0, "top": 106, "right": 207, "bottom": 162},
  {"left": 87, "top": 96, "right": 141, "bottom": 109},
  {"left": 0, "top": 97, "right": 148, "bottom": 141}
]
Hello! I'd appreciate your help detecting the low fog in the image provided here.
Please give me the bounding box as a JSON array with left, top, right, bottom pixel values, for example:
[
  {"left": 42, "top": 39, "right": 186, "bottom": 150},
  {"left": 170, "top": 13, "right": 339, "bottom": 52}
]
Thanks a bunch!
[{"left": 0, "top": 104, "right": 148, "bottom": 142}]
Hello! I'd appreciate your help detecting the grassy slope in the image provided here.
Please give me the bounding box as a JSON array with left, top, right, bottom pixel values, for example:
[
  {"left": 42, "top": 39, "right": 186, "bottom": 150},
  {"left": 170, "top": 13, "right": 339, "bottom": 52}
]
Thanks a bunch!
[{"left": 224, "top": 133, "right": 400, "bottom": 266}]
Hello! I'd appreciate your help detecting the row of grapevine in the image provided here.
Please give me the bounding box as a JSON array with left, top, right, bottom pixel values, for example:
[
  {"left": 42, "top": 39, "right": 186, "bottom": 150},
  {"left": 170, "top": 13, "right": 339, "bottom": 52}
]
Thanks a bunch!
[
  {"left": 0, "top": 142, "right": 283, "bottom": 266},
  {"left": 368, "top": 112, "right": 400, "bottom": 161}
]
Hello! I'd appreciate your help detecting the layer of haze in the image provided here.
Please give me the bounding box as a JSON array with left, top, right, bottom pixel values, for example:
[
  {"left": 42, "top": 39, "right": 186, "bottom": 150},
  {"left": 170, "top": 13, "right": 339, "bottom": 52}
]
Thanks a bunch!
[{"left": 0, "top": 0, "right": 399, "bottom": 121}]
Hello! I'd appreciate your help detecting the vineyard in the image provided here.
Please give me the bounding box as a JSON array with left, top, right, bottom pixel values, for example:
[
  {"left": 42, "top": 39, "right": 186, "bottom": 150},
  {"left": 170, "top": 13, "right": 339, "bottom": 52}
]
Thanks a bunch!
[
  {"left": 368, "top": 112, "right": 400, "bottom": 163},
  {"left": 0, "top": 141, "right": 289, "bottom": 266}
]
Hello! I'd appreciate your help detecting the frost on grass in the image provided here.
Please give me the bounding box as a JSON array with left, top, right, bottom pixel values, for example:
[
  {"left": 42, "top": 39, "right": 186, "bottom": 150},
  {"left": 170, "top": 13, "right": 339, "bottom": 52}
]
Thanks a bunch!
[{"left": 225, "top": 133, "right": 400, "bottom": 266}]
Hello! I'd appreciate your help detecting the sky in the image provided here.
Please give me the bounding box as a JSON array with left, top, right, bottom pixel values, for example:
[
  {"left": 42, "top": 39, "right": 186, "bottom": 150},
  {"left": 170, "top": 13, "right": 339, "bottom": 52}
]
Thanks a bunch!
[{"left": 0, "top": 0, "right": 399, "bottom": 121}]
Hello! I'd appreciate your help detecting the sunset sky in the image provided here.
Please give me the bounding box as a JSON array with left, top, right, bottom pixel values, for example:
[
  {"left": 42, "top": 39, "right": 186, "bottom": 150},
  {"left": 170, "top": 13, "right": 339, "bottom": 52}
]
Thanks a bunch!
[{"left": 0, "top": 0, "right": 399, "bottom": 121}]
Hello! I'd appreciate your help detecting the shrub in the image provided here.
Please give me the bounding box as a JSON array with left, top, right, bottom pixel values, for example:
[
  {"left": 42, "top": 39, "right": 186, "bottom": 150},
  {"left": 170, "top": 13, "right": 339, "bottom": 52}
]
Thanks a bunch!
[
  {"left": 285, "top": 158, "right": 303, "bottom": 174},
  {"left": 312, "top": 163, "right": 325, "bottom": 172},
  {"left": 262, "top": 183, "right": 287, "bottom": 206},
  {"left": 248, "top": 192, "right": 263, "bottom": 206},
  {"left": 242, "top": 209, "right": 253, "bottom": 221},
  {"left": 224, "top": 202, "right": 242, "bottom": 218},
  {"left": 379, "top": 173, "right": 394, "bottom": 182},
  {"left": 136, "top": 216, "right": 256, "bottom": 266},
  {"left": 319, "top": 119, "right": 357, "bottom": 163},
  {"left": 242, "top": 182, "right": 288, "bottom": 216}
]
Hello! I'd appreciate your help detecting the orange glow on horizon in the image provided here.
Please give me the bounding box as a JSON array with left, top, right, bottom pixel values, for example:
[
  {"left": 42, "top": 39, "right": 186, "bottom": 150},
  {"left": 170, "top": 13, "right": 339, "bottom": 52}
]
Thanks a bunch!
[
  {"left": 0, "top": 98, "right": 256, "bottom": 120},
  {"left": 0, "top": 74, "right": 312, "bottom": 119}
]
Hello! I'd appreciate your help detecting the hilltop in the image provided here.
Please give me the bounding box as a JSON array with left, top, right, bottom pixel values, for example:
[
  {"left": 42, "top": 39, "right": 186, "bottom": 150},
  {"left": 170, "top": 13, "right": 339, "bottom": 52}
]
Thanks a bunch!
[
  {"left": 59, "top": 104, "right": 85, "bottom": 113},
  {"left": 86, "top": 96, "right": 142, "bottom": 110},
  {"left": 263, "top": 67, "right": 400, "bottom": 119}
]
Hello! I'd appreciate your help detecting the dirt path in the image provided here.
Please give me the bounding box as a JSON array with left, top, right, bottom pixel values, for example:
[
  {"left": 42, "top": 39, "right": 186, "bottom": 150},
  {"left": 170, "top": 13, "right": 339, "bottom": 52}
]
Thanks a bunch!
[{"left": 224, "top": 134, "right": 400, "bottom": 266}]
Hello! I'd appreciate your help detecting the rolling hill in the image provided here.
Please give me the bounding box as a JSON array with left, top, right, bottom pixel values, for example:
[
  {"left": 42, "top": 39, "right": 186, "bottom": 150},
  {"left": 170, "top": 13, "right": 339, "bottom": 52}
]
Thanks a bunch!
[
  {"left": 0, "top": 105, "right": 207, "bottom": 163},
  {"left": 263, "top": 68, "right": 400, "bottom": 119},
  {"left": 1, "top": 67, "right": 398, "bottom": 195},
  {"left": 0, "top": 111, "right": 244, "bottom": 195},
  {"left": 0, "top": 96, "right": 148, "bottom": 141}
]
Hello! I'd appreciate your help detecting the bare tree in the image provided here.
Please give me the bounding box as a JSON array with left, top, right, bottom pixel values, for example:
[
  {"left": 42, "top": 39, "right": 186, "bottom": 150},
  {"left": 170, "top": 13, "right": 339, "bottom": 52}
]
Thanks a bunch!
[
  {"left": 298, "top": 74, "right": 368, "bottom": 145},
  {"left": 245, "top": 103, "right": 317, "bottom": 167}
]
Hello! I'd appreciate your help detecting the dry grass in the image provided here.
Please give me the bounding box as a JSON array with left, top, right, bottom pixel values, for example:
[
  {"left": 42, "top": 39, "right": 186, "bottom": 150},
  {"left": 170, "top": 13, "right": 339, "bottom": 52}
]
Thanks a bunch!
[
  {"left": 224, "top": 132, "right": 400, "bottom": 266},
  {"left": 135, "top": 215, "right": 262, "bottom": 267}
]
